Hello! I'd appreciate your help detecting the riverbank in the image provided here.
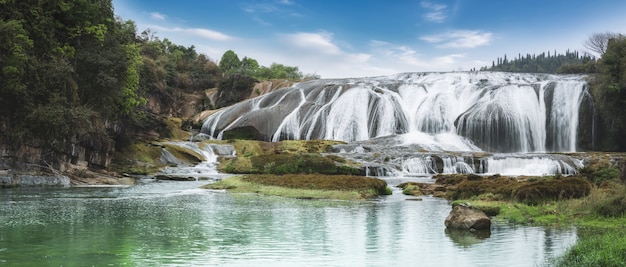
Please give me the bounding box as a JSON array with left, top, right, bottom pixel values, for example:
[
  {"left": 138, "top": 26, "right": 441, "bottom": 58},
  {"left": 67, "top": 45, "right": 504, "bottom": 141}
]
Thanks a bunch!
[
  {"left": 454, "top": 192, "right": 626, "bottom": 266},
  {"left": 203, "top": 174, "right": 391, "bottom": 200},
  {"left": 400, "top": 170, "right": 626, "bottom": 266}
]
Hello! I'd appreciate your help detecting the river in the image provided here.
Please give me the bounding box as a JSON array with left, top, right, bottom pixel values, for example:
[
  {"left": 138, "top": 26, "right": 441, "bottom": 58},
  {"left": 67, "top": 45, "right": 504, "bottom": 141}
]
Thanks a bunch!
[{"left": 0, "top": 178, "right": 575, "bottom": 266}]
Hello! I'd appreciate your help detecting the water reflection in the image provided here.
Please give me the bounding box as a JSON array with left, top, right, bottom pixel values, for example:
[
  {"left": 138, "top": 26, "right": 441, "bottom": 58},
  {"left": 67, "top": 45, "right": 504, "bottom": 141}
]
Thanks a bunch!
[
  {"left": 445, "top": 229, "right": 491, "bottom": 248},
  {"left": 0, "top": 181, "right": 576, "bottom": 266}
]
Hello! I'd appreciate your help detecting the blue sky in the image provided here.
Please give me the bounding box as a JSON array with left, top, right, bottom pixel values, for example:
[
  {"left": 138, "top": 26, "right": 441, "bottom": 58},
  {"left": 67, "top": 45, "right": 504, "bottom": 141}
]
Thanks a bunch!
[{"left": 113, "top": 0, "right": 626, "bottom": 78}]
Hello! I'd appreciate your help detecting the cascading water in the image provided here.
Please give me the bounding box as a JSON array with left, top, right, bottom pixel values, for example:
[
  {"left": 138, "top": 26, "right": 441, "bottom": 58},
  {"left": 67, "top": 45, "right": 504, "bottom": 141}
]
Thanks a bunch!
[
  {"left": 158, "top": 142, "right": 221, "bottom": 180},
  {"left": 202, "top": 72, "right": 590, "bottom": 153}
]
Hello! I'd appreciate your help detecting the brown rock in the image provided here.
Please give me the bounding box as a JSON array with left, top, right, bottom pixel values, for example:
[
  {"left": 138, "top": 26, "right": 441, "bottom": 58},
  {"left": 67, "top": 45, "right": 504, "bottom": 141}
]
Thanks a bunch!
[{"left": 445, "top": 203, "right": 491, "bottom": 230}]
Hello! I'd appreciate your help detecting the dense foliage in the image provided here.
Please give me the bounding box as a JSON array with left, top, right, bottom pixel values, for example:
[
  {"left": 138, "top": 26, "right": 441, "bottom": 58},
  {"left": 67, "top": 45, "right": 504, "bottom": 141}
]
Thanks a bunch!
[
  {"left": 592, "top": 35, "right": 626, "bottom": 150},
  {"left": 0, "top": 0, "right": 141, "bottom": 150},
  {"left": 0, "top": 0, "right": 308, "bottom": 155},
  {"left": 480, "top": 50, "right": 596, "bottom": 74}
]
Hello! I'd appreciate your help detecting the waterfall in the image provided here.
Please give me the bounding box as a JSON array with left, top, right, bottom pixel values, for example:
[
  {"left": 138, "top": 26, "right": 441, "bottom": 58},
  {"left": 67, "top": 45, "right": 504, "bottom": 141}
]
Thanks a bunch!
[
  {"left": 401, "top": 156, "right": 437, "bottom": 175},
  {"left": 201, "top": 72, "right": 590, "bottom": 153}
]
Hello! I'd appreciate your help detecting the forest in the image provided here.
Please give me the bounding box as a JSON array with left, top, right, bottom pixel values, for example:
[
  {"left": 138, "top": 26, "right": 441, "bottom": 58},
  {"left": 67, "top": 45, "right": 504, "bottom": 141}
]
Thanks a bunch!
[{"left": 0, "top": 0, "right": 303, "bottom": 154}]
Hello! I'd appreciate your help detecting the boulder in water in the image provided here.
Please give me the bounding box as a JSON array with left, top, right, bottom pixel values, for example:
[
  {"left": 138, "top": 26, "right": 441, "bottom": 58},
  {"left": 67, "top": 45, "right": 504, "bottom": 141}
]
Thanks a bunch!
[{"left": 445, "top": 203, "right": 491, "bottom": 230}]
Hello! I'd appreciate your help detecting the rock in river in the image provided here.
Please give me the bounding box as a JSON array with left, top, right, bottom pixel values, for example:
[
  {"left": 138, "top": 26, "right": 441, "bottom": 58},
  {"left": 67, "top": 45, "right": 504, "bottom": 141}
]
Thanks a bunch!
[{"left": 445, "top": 203, "right": 491, "bottom": 230}]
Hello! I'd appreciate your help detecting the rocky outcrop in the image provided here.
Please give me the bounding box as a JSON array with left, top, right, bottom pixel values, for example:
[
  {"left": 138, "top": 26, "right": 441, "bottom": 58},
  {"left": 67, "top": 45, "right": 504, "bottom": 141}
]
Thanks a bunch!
[
  {"left": 445, "top": 203, "right": 491, "bottom": 230},
  {"left": 1, "top": 141, "right": 113, "bottom": 173},
  {"left": 0, "top": 171, "right": 70, "bottom": 187}
]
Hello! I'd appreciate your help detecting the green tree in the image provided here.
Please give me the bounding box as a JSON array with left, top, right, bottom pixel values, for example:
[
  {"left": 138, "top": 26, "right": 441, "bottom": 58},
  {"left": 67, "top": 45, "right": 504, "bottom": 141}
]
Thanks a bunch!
[
  {"left": 219, "top": 50, "right": 240, "bottom": 74},
  {"left": 593, "top": 35, "right": 626, "bottom": 150}
]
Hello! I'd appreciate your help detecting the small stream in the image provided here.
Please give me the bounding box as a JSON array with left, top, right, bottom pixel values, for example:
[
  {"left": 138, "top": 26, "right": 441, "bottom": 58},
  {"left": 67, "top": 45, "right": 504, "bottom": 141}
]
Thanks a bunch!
[{"left": 1, "top": 178, "right": 576, "bottom": 266}]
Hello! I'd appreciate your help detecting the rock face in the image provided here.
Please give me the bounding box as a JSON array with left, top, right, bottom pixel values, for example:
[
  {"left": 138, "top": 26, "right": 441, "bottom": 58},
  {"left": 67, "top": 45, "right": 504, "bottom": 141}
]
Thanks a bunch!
[
  {"left": 445, "top": 203, "right": 491, "bottom": 230},
  {"left": 0, "top": 173, "right": 70, "bottom": 187}
]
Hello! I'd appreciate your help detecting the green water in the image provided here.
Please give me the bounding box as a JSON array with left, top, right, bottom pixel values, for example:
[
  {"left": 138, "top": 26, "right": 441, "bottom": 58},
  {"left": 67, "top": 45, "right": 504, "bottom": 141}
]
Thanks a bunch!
[{"left": 1, "top": 180, "right": 575, "bottom": 266}]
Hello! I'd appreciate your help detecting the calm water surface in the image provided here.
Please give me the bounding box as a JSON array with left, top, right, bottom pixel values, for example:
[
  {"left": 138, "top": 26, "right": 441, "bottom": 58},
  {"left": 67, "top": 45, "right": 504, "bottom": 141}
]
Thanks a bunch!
[{"left": 1, "top": 179, "right": 575, "bottom": 266}]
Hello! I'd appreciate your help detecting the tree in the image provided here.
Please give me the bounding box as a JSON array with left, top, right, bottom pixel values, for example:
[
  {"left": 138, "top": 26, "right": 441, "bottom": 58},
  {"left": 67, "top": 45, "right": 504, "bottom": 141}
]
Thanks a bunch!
[
  {"left": 592, "top": 35, "right": 626, "bottom": 150},
  {"left": 584, "top": 32, "right": 624, "bottom": 57},
  {"left": 218, "top": 50, "right": 240, "bottom": 74},
  {"left": 241, "top": 56, "right": 259, "bottom": 76}
]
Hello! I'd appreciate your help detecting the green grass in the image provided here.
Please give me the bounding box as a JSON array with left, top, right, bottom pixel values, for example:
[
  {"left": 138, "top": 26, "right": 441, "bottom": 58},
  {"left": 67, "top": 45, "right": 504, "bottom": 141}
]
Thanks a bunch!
[
  {"left": 456, "top": 181, "right": 626, "bottom": 266},
  {"left": 554, "top": 229, "right": 626, "bottom": 267},
  {"left": 203, "top": 175, "right": 390, "bottom": 200}
]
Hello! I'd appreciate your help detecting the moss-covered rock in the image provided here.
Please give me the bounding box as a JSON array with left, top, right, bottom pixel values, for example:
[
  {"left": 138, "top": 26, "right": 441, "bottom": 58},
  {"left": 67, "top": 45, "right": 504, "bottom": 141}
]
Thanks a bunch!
[
  {"left": 111, "top": 142, "right": 165, "bottom": 175},
  {"left": 222, "top": 126, "right": 263, "bottom": 140},
  {"left": 211, "top": 139, "right": 360, "bottom": 175}
]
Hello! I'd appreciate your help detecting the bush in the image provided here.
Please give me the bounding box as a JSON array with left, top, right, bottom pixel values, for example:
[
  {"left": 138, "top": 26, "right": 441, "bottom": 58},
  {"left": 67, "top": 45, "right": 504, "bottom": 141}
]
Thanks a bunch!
[
  {"left": 595, "top": 195, "right": 626, "bottom": 217},
  {"left": 580, "top": 166, "right": 621, "bottom": 186}
]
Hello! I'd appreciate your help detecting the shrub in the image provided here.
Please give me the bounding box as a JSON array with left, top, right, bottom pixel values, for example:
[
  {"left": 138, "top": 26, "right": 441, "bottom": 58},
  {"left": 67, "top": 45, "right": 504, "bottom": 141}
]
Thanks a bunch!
[
  {"left": 595, "top": 194, "right": 626, "bottom": 217},
  {"left": 580, "top": 166, "right": 621, "bottom": 186}
]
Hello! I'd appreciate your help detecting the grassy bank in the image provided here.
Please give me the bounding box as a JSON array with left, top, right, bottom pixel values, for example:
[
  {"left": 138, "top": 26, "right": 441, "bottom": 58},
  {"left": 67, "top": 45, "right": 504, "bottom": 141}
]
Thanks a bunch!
[
  {"left": 413, "top": 174, "right": 626, "bottom": 266},
  {"left": 203, "top": 174, "right": 391, "bottom": 200},
  {"left": 459, "top": 193, "right": 626, "bottom": 266}
]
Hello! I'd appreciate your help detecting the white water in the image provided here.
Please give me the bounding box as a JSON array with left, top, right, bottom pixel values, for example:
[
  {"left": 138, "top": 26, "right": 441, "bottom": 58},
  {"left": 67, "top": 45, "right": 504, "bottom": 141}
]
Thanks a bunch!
[
  {"left": 201, "top": 72, "right": 589, "bottom": 153},
  {"left": 383, "top": 154, "right": 580, "bottom": 177},
  {"left": 482, "top": 156, "right": 580, "bottom": 176},
  {"left": 159, "top": 142, "right": 219, "bottom": 178}
]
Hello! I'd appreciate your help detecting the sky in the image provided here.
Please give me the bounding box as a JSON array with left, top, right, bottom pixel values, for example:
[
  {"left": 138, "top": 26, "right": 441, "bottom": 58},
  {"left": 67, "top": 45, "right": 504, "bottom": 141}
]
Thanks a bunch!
[{"left": 112, "top": 0, "right": 626, "bottom": 78}]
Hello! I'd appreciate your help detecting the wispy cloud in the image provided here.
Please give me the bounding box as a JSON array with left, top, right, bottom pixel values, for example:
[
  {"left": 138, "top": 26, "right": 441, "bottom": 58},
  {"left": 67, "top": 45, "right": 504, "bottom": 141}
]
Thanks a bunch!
[
  {"left": 421, "top": 30, "right": 493, "bottom": 48},
  {"left": 149, "top": 25, "right": 233, "bottom": 41},
  {"left": 369, "top": 40, "right": 465, "bottom": 68},
  {"left": 278, "top": 0, "right": 295, "bottom": 5},
  {"left": 370, "top": 40, "right": 422, "bottom": 66},
  {"left": 243, "top": 3, "right": 278, "bottom": 13},
  {"left": 421, "top": 1, "right": 447, "bottom": 23},
  {"left": 150, "top": 12, "right": 167, "bottom": 20},
  {"left": 284, "top": 31, "right": 342, "bottom": 55}
]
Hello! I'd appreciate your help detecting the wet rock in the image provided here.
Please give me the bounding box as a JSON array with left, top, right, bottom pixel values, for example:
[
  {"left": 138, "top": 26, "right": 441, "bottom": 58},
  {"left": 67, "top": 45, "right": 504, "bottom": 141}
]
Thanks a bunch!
[
  {"left": 445, "top": 203, "right": 491, "bottom": 230},
  {"left": 209, "top": 144, "right": 236, "bottom": 156}
]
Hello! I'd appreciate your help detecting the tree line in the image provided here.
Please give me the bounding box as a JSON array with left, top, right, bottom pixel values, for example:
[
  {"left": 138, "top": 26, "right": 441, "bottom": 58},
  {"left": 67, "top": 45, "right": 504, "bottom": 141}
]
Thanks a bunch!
[
  {"left": 0, "top": 0, "right": 309, "bottom": 152},
  {"left": 480, "top": 50, "right": 597, "bottom": 74}
]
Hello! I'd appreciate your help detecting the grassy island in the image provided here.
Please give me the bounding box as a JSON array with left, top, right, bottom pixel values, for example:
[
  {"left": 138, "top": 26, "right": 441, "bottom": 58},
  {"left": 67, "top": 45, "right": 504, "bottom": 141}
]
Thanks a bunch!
[{"left": 203, "top": 174, "right": 392, "bottom": 200}]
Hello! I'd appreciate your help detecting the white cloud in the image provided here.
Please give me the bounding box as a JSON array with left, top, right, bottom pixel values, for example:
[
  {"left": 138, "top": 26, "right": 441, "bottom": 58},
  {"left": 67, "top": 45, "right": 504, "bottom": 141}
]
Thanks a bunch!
[
  {"left": 370, "top": 40, "right": 422, "bottom": 66},
  {"left": 421, "top": 1, "right": 447, "bottom": 23},
  {"left": 421, "top": 30, "right": 493, "bottom": 48},
  {"left": 149, "top": 25, "right": 233, "bottom": 41},
  {"left": 150, "top": 12, "right": 167, "bottom": 20},
  {"left": 369, "top": 40, "right": 467, "bottom": 70},
  {"left": 284, "top": 31, "right": 342, "bottom": 55}
]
